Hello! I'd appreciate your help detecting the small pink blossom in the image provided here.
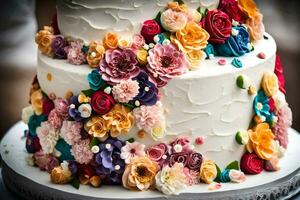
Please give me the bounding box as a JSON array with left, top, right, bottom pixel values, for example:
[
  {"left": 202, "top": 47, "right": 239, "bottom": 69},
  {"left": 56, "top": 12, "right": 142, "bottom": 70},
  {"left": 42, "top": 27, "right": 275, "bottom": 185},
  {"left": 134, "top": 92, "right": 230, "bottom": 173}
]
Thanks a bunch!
[
  {"left": 112, "top": 79, "right": 140, "bottom": 103},
  {"left": 48, "top": 109, "right": 63, "bottom": 129},
  {"left": 272, "top": 105, "right": 292, "bottom": 148},
  {"left": 133, "top": 102, "right": 165, "bottom": 132},
  {"left": 228, "top": 169, "right": 246, "bottom": 183},
  {"left": 36, "top": 121, "right": 59, "bottom": 154},
  {"left": 120, "top": 141, "right": 145, "bottom": 164},
  {"left": 60, "top": 120, "right": 83, "bottom": 145},
  {"left": 71, "top": 139, "right": 93, "bottom": 164},
  {"left": 54, "top": 98, "right": 69, "bottom": 118},
  {"left": 147, "top": 44, "right": 189, "bottom": 87},
  {"left": 183, "top": 167, "right": 199, "bottom": 185},
  {"left": 34, "top": 151, "right": 59, "bottom": 173},
  {"left": 131, "top": 34, "right": 145, "bottom": 51},
  {"left": 65, "top": 41, "right": 86, "bottom": 65},
  {"left": 195, "top": 136, "right": 205, "bottom": 145}
]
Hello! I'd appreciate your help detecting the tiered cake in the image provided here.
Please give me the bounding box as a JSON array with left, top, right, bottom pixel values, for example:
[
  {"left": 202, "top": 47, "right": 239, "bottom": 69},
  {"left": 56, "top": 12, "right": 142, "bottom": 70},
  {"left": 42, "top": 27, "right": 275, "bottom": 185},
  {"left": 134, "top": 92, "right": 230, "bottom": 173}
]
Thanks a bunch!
[{"left": 22, "top": 0, "right": 292, "bottom": 195}]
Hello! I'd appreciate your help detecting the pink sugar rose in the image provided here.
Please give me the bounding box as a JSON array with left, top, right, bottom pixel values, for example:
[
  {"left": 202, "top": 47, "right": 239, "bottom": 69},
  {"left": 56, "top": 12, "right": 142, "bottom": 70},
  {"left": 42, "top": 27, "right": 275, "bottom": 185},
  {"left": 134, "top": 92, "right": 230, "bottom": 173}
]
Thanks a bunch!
[
  {"left": 65, "top": 41, "right": 86, "bottom": 65},
  {"left": 146, "top": 44, "right": 189, "bottom": 87},
  {"left": 228, "top": 169, "right": 246, "bottom": 183},
  {"left": 60, "top": 120, "right": 83, "bottom": 145},
  {"left": 272, "top": 104, "right": 292, "bottom": 148},
  {"left": 54, "top": 98, "right": 69, "bottom": 118},
  {"left": 133, "top": 102, "right": 165, "bottom": 132},
  {"left": 34, "top": 151, "right": 59, "bottom": 173},
  {"left": 120, "top": 141, "right": 146, "bottom": 164},
  {"left": 112, "top": 79, "right": 140, "bottom": 103},
  {"left": 146, "top": 143, "right": 169, "bottom": 168},
  {"left": 71, "top": 139, "right": 93, "bottom": 164},
  {"left": 131, "top": 34, "right": 145, "bottom": 51},
  {"left": 48, "top": 109, "right": 63, "bottom": 129},
  {"left": 99, "top": 48, "right": 140, "bottom": 85}
]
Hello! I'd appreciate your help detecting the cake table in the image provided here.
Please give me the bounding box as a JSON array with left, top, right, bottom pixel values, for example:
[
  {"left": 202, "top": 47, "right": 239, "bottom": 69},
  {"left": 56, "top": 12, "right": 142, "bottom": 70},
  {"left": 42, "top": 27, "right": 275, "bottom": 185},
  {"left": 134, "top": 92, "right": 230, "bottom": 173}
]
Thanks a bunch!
[{"left": 1, "top": 121, "right": 300, "bottom": 200}]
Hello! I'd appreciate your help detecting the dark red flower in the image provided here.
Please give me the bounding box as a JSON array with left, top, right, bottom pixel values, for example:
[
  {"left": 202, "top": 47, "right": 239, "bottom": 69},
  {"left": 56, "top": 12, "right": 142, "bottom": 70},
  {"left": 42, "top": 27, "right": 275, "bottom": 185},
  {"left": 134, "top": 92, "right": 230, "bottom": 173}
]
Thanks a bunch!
[
  {"left": 201, "top": 10, "right": 232, "bottom": 44},
  {"left": 218, "top": 0, "right": 247, "bottom": 24},
  {"left": 274, "top": 54, "right": 286, "bottom": 94},
  {"left": 187, "top": 152, "right": 202, "bottom": 171},
  {"left": 169, "top": 152, "right": 188, "bottom": 167},
  {"left": 78, "top": 164, "right": 95, "bottom": 178},
  {"left": 240, "top": 153, "right": 263, "bottom": 174},
  {"left": 26, "top": 135, "right": 41, "bottom": 153},
  {"left": 42, "top": 98, "right": 54, "bottom": 116},
  {"left": 140, "top": 20, "right": 161, "bottom": 43},
  {"left": 91, "top": 91, "right": 115, "bottom": 115}
]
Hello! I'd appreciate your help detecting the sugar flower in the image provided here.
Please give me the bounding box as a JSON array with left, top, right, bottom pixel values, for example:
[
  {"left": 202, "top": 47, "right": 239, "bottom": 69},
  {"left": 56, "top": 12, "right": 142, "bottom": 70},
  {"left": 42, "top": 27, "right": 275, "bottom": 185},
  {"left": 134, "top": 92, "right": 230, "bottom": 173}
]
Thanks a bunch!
[
  {"left": 31, "top": 89, "right": 44, "bottom": 115},
  {"left": 253, "top": 91, "right": 272, "bottom": 123},
  {"left": 54, "top": 98, "right": 69, "bottom": 118},
  {"left": 122, "top": 156, "right": 159, "bottom": 191},
  {"left": 71, "top": 139, "right": 93, "bottom": 164},
  {"left": 133, "top": 102, "right": 165, "bottom": 134},
  {"left": 60, "top": 120, "right": 83, "bottom": 145},
  {"left": 34, "top": 151, "right": 59, "bottom": 173},
  {"left": 91, "top": 91, "right": 115, "bottom": 115},
  {"left": 26, "top": 134, "right": 41, "bottom": 153},
  {"left": 48, "top": 109, "right": 63, "bottom": 129},
  {"left": 35, "top": 26, "right": 54, "bottom": 56},
  {"left": 132, "top": 71, "right": 158, "bottom": 106},
  {"left": 140, "top": 20, "right": 161, "bottom": 43},
  {"left": 146, "top": 44, "right": 189, "bottom": 87},
  {"left": 84, "top": 116, "right": 108, "bottom": 139},
  {"left": 51, "top": 35, "right": 67, "bottom": 59},
  {"left": 183, "top": 167, "right": 199, "bottom": 186},
  {"left": 272, "top": 104, "right": 292, "bottom": 148},
  {"left": 131, "top": 34, "right": 145, "bottom": 51},
  {"left": 69, "top": 95, "right": 92, "bottom": 121},
  {"left": 28, "top": 114, "right": 47, "bottom": 136},
  {"left": 103, "top": 32, "right": 118, "bottom": 49},
  {"left": 120, "top": 141, "right": 146, "bottom": 164},
  {"left": 65, "top": 40, "right": 86, "bottom": 65},
  {"left": 95, "top": 137, "right": 125, "bottom": 184},
  {"left": 155, "top": 162, "right": 187, "bottom": 195},
  {"left": 146, "top": 143, "right": 170, "bottom": 168},
  {"left": 88, "top": 69, "right": 106, "bottom": 91},
  {"left": 248, "top": 123, "right": 276, "bottom": 160},
  {"left": 87, "top": 40, "right": 105, "bottom": 68},
  {"left": 199, "top": 160, "right": 217, "bottom": 184},
  {"left": 136, "top": 49, "right": 148, "bottom": 66},
  {"left": 228, "top": 169, "right": 246, "bottom": 183},
  {"left": 264, "top": 156, "right": 280, "bottom": 171},
  {"left": 42, "top": 98, "right": 54, "bottom": 116},
  {"left": 50, "top": 161, "right": 72, "bottom": 184},
  {"left": 22, "top": 105, "right": 34, "bottom": 124},
  {"left": 103, "top": 104, "right": 134, "bottom": 137},
  {"left": 112, "top": 79, "right": 140, "bottom": 103},
  {"left": 218, "top": 0, "right": 247, "bottom": 23},
  {"left": 160, "top": 9, "right": 188, "bottom": 32},
  {"left": 261, "top": 72, "right": 279, "bottom": 97},
  {"left": 36, "top": 121, "right": 59, "bottom": 154},
  {"left": 240, "top": 152, "right": 263, "bottom": 174},
  {"left": 99, "top": 48, "right": 140, "bottom": 85}
]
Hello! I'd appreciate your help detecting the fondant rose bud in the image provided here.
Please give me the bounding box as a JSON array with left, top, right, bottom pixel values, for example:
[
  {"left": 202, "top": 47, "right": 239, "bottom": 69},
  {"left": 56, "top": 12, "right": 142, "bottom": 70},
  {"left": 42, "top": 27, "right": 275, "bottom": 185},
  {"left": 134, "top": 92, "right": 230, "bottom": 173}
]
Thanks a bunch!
[
  {"left": 140, "top": 20, "right": 161, "bottom": 43},
  {"left": 240, "top": 153, "right": 263, "bottom": 174},
  {"left": 51, "top": 35, "right": 67, "bottom": 59},
  {"left": 201, "top": 10, "right": 232, "bottom": 44},
  {"left": 146, "top": 143, "right": 170, "bottom": 168}
]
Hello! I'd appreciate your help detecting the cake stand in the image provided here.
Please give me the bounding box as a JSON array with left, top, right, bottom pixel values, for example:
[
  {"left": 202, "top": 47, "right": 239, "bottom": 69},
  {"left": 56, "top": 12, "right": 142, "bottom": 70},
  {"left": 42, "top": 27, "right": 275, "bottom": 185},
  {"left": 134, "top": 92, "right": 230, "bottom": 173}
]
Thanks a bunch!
[{"left": 1, "top": 121, "right": 300, "bottom": 200}]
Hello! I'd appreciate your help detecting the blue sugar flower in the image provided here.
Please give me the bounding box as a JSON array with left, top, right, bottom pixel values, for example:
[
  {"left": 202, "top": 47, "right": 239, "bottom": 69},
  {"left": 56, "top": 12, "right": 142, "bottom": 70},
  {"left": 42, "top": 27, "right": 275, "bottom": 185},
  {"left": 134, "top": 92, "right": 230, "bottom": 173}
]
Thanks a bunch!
[
  {"left": 253, "top": 91, "right": 272, "bottom": 122},
  {"left": 87, "top": 69, "right": 106, "bottom": 91},
  {"left": 204, "top": 43, "right": 215, "bottom": 59},
  {"left": 215, "top": 26, "right": 251, "bottom": 57},
  {"left": 220, "top": 169, "right": 231, "bottom": 183}
]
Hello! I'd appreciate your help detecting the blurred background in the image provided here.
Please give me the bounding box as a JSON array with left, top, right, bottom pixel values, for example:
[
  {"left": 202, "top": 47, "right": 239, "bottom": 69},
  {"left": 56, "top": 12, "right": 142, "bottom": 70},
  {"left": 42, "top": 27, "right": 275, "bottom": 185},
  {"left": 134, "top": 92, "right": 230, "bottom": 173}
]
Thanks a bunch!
[{"left": 0, "top": 0, "right": 299, "bottom": 137}]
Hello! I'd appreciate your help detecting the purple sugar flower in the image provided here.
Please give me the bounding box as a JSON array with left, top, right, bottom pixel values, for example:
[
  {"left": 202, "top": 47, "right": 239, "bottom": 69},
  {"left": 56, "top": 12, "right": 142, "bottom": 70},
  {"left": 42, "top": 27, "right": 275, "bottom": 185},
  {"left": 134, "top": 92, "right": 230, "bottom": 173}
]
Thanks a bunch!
[
  {"left": 99, "top": 48, "right": 140, "bottom": 85},
  {"left": 95, "top": 137, "right": 125, "bottom": 184},
  {"left": 51, "top": 35, "right": 67, "bottom": 59},
  {"left": 68, "top": 95, "right": 83, "bottom": 121},
  {"left": 132, "top": 71, "right": 158, "bottom": 106}
]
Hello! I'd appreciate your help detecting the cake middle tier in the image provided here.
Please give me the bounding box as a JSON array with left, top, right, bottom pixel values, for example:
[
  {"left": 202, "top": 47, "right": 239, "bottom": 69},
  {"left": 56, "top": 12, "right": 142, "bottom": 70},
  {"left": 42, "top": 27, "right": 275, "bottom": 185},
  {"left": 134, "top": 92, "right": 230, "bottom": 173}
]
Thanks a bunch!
[{"left": 37, "top": 34, "right": 276, "bottom": 168}]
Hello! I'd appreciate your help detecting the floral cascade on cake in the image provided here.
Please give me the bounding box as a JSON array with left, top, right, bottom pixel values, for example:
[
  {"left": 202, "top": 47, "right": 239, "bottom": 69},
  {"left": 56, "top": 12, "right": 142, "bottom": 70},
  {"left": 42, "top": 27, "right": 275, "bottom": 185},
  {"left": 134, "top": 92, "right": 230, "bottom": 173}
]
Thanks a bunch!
[{"left": 22, "top": 0, "right": 292, "bottom": 196}]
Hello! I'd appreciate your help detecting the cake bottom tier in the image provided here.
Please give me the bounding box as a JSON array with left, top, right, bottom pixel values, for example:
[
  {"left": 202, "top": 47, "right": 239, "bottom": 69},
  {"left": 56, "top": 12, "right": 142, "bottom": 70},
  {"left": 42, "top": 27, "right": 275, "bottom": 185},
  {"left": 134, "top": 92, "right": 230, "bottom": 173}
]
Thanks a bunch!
[{"left": 1, "top": 122, "right": 300, "bottom": 200}]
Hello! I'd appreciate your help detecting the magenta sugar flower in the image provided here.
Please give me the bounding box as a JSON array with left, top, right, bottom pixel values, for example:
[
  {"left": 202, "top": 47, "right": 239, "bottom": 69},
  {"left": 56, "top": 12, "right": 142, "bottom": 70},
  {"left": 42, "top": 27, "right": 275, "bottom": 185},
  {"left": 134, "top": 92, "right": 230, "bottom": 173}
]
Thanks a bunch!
[{"left": 146, "top": 44, "right": 189, "bottom": 87}]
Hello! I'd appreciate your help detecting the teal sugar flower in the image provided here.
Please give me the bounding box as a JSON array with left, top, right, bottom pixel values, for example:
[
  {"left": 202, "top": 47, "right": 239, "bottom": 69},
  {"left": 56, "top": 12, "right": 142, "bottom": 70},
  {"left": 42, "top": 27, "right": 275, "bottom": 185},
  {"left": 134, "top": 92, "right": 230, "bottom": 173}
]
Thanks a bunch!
[
  {"left": 87, "top": 69, "right": 106, "bottom": 91},
  {"left": 28, "top": 114, "right": 47, "bottom": 136},
  {"left": 253, "top": 91, "right": 272, "bottom": 122}
]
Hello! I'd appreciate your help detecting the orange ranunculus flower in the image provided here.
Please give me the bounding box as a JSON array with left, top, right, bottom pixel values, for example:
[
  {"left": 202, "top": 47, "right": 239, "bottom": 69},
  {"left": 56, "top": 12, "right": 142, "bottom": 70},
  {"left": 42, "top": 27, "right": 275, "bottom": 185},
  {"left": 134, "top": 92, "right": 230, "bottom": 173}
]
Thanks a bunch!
[
  {"left": 35, "top": 26, "right": 54, "bottom": 56},
  {"left": 84, "top": 116, "right": 108, "bottom": 139},
  {"left": 103, "top": 104, "right": 134, "bottom": 137},
  {"left": 171, "top": 22, "right": 209, "bottom": 54},
  {"left": 103, "top": 32, "right": 118, "bottom": 49},
  {"left": 167, "top": 2, "right": 188, "bottom": 13},
  {"left": 122, "top": 156, "right": 159, "bottom": 191},
  {"left": 238, "top": 0, "right": 265, "bottom": 41},
  {"left": 30, "top": 89, "right": 44, "bottom": 115},
  {"left": 87, "top": 40, "right": 105, "bottom": 68},
  {"left": 248, "top": 123, "right": 276, "bottom": 160}
]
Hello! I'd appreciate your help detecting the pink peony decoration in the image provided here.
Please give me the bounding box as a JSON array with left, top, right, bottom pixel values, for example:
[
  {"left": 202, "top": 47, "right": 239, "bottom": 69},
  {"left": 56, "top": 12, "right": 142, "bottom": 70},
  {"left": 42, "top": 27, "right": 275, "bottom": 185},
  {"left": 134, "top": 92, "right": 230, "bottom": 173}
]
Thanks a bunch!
[
  {"left": 272, "top": 105, "right": 292, "bottom": 148},
  {"left": 64, "top": 41, "right": 86, "bottom": 65},
  {"left": 146, "top": 44, "right": 189, "bottom": 87},
  {"left": 71, "top": 139, "right": 93, "bottom": 164},
  {"left": 60, "top": 120, "right": 83, "bottom": 145},
  {"left": 120, "top": 141, "right": 146, "bottom": 164},
  {"left": 54, "top": 98, "right": 69, "bottom": 118},
  {"left": 133, "top": 102, "right": 164, "bottom": 132},
  {"left": 131, "top": 34, "right": 145, "bottom": 51},
  {"left": 48, "top": 109, "right": 63, "bottom": 129},
  {"left": 112, "top": 79, "right": 140, "bottom": 103}
]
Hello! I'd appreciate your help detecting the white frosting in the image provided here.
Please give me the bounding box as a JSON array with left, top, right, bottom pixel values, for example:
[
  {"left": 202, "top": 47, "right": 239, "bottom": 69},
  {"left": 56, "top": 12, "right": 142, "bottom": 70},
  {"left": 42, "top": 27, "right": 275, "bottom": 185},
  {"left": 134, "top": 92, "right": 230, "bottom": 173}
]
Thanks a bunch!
[
  {"left": 37, "top": 32, "right": 276, "bottom": 168},
  {"left": 57, "top": 0, "right": 201, "bottom": 43}
]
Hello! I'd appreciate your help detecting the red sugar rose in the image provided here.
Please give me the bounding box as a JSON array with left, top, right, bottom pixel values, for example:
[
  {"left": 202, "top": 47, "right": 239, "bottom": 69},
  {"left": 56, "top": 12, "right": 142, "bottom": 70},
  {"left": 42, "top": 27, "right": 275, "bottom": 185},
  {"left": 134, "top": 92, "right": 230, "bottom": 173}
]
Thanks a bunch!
[
  {"left": 91, "top": 91, "right": 115, "bottom": 115},
  {"left": 218, "top": 0, "right": 247, "bottom": 24},
  {"left": 42, "top": 98, "right": 54, "bottom": 116},
  {"left": 140, "top": 20, "right": 161, "bottom": 43},
  {"left": 201, "top": 10, "right": 232, "bottom": 44},
  {"left": 240, "top": 153, "right": 263, "bottom": 174},
  {"left": 274, "top": 54, "right": 286, "bottom": 94}
]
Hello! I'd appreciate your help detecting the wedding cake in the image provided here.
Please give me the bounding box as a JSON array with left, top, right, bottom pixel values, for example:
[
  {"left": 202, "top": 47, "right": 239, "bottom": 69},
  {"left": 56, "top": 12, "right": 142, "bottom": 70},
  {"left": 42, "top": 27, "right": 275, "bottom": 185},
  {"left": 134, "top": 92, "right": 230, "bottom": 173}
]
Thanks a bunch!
[{"left": 22, "top": 0, "right": 293, "bottom": 195}]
